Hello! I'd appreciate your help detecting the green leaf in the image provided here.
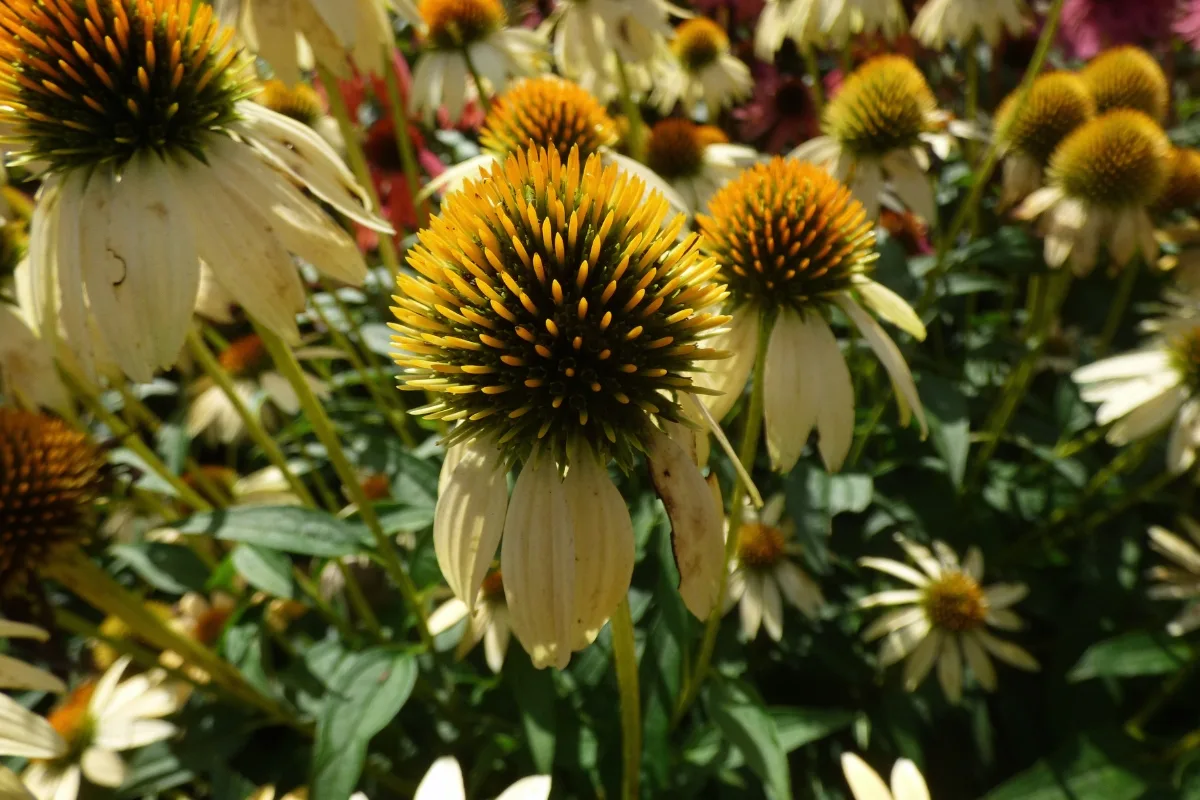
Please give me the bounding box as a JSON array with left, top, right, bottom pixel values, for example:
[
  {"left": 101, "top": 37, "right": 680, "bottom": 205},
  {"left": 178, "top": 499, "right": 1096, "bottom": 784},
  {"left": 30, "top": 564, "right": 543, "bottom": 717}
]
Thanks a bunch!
[
  {"left": 109, "top": 543, "right": 209, "bottom": 595},
  {"left": 172, "top": 507, "right": 368, "bottom": 556},
  {"left": 707, "top": 678, "right": 793, "bottom": 800},
  {"left": 771, "top": 707, "right": 856, "bottom": 751},
  {"left": 507, "top": 647, "right": 557, "bottom": 773},
  {"left": 230, "top": 544, "right": 295, "bottom": 598},
  {"left": 983, "top": 731, "right": 1150, "bottom": 800},
  {"left": 311, "top": 649, "right": 417, "bottom": 800},
  {"left": 917, "top": 374, "right": 970, "bottom": 488},
  {"left": 1068, "top": 632, "right": 1191, "bottom": 682}
]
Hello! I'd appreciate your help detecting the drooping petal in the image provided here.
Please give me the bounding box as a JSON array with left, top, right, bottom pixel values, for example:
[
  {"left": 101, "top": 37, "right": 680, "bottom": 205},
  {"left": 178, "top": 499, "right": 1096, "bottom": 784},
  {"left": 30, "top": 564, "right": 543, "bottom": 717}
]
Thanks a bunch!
[
  {"left": 694, "top": 306, "right": 759, "bottom": 422},
  {"left": 837, "top": 295, "right": 927, "bottom": 438},
  {"left": 961, "top": 632, "right": 997, "bottom": 692},
  {"left": 840, "top": 753, "right": 894, "bottom": 800},
  {"left": 853, "top": 279, "right": 927, "bottom": 341},
  {"left": 902, "top": 628, "right": 942, "bottom": 690},
  {"left": 762, "top": 309, "right": 817, "bottom": 472},
  {"left": 937, "top": 635, "right": 964, "bottom": 703},
  {"left": 977, "top": 631, "right": 1040, "bottom": 671},
  {"left": 435, "top": 439, "right": 509, "bottom": 608},
  {"left": 414, "top": 757, "right": 467, "bottom": 800},
  {"left": 889, "top": 759, "right": 931, "bottom": 800}
]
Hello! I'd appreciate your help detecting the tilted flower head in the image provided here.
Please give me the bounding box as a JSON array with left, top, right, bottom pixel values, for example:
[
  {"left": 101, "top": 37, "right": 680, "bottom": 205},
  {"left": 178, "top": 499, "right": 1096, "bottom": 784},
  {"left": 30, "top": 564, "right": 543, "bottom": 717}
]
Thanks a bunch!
[
  {"left": 819, "top": 0, "right": 908, "bottom": 46},
  {"left": 428, "top": 568, "right": 512, "bottom": 673},
  {"left": 1146, "top": 519, "right": 1200, "bottom": 636},
  {"left": 912, "top": 0, "right": 1025, "bottom": 49},
  {"left": 2, "top": 0, "right": 387, "bottom": 383},
  {"left": 755, "top": 0, "right": 823, "bottom": 61},
  {"left": 542, "top": 0, "right": 676, "bottom": 94},
  {"left": 0, "top": 409, "right": 105, "bottom": 595},
  {"left": 995, "top": 72, "right": 1095, "bottom": 207},
  {"left": 216, "top": 0, "right": 411, "bottom": 85},
  {"left": 253, "top": 78, "right": 342, "bottom": 151},
  {"left": 415, "top": 756, "right": 550, "bottom": 800},
  {"left": 1072, "top": 296, "right": 1200, "bottom": 474},
  {"left": 644, "top": 119, "right": 760, "bottom": 213},
  {"left": 654, "top": 17, "right": 753, "bottom": 115},
  {"left": 696, "top": 158, "right": 927, "bottom": 472},
  {"left": 392, "top": 146, "right": 730, "bottom": 667},
  {"left": 0, "top": 620, "right": 66, "bottom": 694},
  {"left": 1080, "top": 46, "right": 1169, "bottom": 122},
  {"left": 841, "top": 753, "right": 932, "bottom": 800},
  {"left": 410, "top": 0, "right": 545, "bottom": 123},
  {"left": 791, "top": 56, "right": 942, "bottom": 220},
  {"left": 858, "top": 535, "right": 1039, "bottom": 704},
  {"left": 1017, "top": 109, "right": 1170, "bottom": 274},
  {"left": 1156, "top": 148, "right": 1200, "bottom": 213}
]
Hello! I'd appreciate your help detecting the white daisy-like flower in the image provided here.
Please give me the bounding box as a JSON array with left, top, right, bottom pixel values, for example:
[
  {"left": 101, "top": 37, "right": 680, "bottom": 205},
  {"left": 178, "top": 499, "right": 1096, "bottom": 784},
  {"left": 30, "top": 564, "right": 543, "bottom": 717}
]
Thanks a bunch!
[
  {"left": 1146, "top": 519, "right": 1200, "bottom": 636},
  {"left": 428, "top": 569, "right": 512, "bottom": 673},
  {"left": 542, "top": 0, "right": 679, "bottom": 90},
  {"left": 912, "top": 0, "right": 1025, "bottom": 49},
  {"left": 0, "top": 621, "right": 65, "bottom": 695},
  {"left": 644, "top": 119, "right": 761, "bottom": 214},
  {"left": 13, "top": 657, "right": 182, "bottom": 800},
  {"left": 415, "top": 756, "right": 550, "bottom": 800},
  {"left": 841, "top": 753, "right": 932, "bottom": 800},
  {"left": 820, "top": 0, "right": 908, "bottom": 46},
  {"left": 654, "top": 18, "right": 753, "bottom": 115},
  {"left": 409, "top": 0, "right": 545, "bottom": 124},
  {"left": 4, "top": 3, "right": 388, "bottom": 385},
  {"left": 0, "top": 300, "right": 68, "bottom": 415},
  {"left": 755, "top": 0, "right": 823, "bottom": 61},
  {"left": 216, "top": 0, "right": 413, "bottom": 84},
  {"left": 858, "top": 535, "right": 1039, "bottom": 704},
  {"left": 724, "top": 495, "right": 824, "bottom": 641},
  {"left": 1071, "top": 297, "right": 1200, "bottom": 475}
]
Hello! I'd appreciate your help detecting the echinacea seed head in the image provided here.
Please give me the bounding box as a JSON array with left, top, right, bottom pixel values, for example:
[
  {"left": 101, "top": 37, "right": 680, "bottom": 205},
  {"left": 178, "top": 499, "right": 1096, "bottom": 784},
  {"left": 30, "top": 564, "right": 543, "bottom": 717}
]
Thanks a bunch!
[
  {"left": 1081, "top": 46, "right": 1169, "bottom": 122},
  {"left": 1168, "top": 325, "right": 1200, "bottom": 389},
  {"left": 697, "top": 158, "right": 877, "bottom": 311},
  {"left": 997, "top": 72, "right": 1095, "bottom": 165},
  {"left": 736, "top": 522, "right": 787, "bottom": 569},
  {"left": 254, "top": 79, "right": 323, "bottom": 127},
  {"left": 1157, "top": 148, "right": 1200, "bottom": 212},
  {"left": 0, "top": 409, "right": 106, "bottom": 594},
  {"left": 0, "top": 0, "right": 250, "bottom": 172},
  {"left": 922, "top": 572, "right": 987, "bottom": 633},
  {"left": 672, "top": 17, "right": 729, "bottom": 72},
  {"left": 823, "top": 55, "right": 937, "bottom": 158},
  {"left": 390, "top": 145, "right": 730, "bottom": 470},
  {"left": 1048, "top": 109, "right": 1170, "bottom": 209},
  {"left": 420, "top": 0, "right": 506, "bottom": 49},
  {"left": 645, "top": 118, "right": 723, "bottom": 180},
  {"left": 479, "top": 77, "right": 618, "bottom": 161}
]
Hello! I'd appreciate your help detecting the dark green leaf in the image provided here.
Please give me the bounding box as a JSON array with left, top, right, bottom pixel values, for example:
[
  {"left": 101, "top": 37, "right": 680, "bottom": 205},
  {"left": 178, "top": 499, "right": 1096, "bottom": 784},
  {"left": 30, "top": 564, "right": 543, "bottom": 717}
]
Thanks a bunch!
[
  {"left": 172, "top": 507, "right": 368, "bottom": 556},
  {"left": 230, "top": 544, "right": 295, "bottom": 598},
  {"left": 983, "top": 732, "right": 1150, "bottom": 800},
  {"left": 917, "top": 374, "right": 970, "bottom": 488},
  {"left": 770, "top": 707, "right": 856, "bottom": 751},
  {"left": 110, "top": 543, "right": 209, "bottom": 595},
  {"left": 508, "top": 647, "right": 557, "bottom": 773},
  {"left": 1069, "top": 632, "right": 1191, "bottom": 682},
  {"left": 707, "top": 678, "right": 792, "bottom": 800}
]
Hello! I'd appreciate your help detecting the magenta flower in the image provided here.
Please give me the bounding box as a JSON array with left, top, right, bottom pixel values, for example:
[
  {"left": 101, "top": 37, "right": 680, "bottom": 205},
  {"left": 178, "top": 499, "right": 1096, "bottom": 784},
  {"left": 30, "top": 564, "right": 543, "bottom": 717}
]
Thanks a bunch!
[
  {"left": 1058, "top": 0, "right": 1179, "bottom": 59},
  {"left": 691, "top": 0, "right": 766, "bottom": 26},
  {"left": 1177, "top": 0, "right": 1200, "bottom": 47},
  {"left": 735, "top": 65, "right": 819, "bottom": 153}
]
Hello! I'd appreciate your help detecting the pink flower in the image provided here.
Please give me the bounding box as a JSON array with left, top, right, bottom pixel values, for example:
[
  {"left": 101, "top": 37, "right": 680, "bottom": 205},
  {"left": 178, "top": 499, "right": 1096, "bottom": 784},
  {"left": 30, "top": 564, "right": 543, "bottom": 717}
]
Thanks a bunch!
[
  {"left": 1058, "top": 0, "right": 1179, "bottom": 59},
  {"left": 735, "top": 65, "right": 818, "bottom": 153},
  {"left": 691, "top": 0, "right": 766, "bottom": 26},
  {"left": 1176, "top": 0, "right": 1200, "bottom": 48}
]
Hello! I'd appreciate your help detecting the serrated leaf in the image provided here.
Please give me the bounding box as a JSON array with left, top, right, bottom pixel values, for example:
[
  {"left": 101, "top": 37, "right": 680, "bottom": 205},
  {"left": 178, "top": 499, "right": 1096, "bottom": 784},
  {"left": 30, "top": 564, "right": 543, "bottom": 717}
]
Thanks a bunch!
[
  {"left": 171, "top": 507, "right": 368, "bottom": 556},
  {"left": 707, "top": 678, "right": 793, "bottom": 800},
  {"left": 1068, "top": 632, "right": 1191, "bottom": 682},
  {"left": 110, "top": 543, "right": 209, "bottom": 595},
  {"left": 230, "top": 544, "right": 295, "bottom": 598}
]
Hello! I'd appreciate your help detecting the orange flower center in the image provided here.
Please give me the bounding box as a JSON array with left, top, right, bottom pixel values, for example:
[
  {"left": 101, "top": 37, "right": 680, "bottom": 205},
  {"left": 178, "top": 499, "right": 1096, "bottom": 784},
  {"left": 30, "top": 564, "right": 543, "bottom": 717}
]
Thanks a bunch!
[
  {"left": 736, "top": 523, "right": 787, "bottom": 569},
  {"left": 480, "top": 569, "right": 505, "bottom": 601},
  {"left": 47, "top": 681, "right": 97, "bottom": 749},
  {"left": 420, "top": 0, "right": 506, "bottom": 48},
  {"left": 921, "top": 572, "right": 987, "bottom": 632},
  {"left": 192, "top": 602, "right": 233, "bottom": 646},
  {"left": 218, "top": 334, "right": 268, "bottom": 376},
  {"left": 646, "top": 118, "right": 716, "bottom": 179},
  {"left": 672, "top": 18, "right": 728, "bottom": 72}
]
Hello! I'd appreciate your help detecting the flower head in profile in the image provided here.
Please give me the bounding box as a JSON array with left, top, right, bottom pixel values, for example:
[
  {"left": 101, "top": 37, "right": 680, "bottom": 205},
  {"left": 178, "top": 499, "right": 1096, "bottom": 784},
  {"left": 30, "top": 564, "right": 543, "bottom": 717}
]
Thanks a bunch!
[
  {"left": 1146, "top": 519, "right": 1200, "bottom": 636},
  {"left": 415, "top": 756, "right": 549, "bottom": 800},
  {"left": 392, "top": 146, "right": 730, "bottom": 668},
  {"left": 1017, "top": 110, "right": 1170, "bottom": 275},
  {"left": 654, "top": 17, "right": 753, "bottom": 115},
  {"left": 644, "top": 119, "right": 760, "bottom": 213},
  {"left": 790, "top": 56, "right": 943, "bottom": 220},
  {"left": 1059, "top": 0, "right": 1177, "bottom": 60},
  {"left": 218, "top": 0, "right": 410, "bottom": 85},
  {"left": 410, "top": 0, "right": 545, "bottom": 123},
  {"left": 0, "top": 409, "right": 106, "bottom": 595},
  {"left": 1156, "top": 148, "right": 1200, "bottom": 213},
  {"left": 696, "top": 158, "right": 927, "bottom": 472},
  {"left": 858, "top": 535, "right": 1039, "bottom": 703},
  {"left": 0, "top": 620, "right": 66, "bottom": 694},
  {"left": 996, "top": 72, "right": 1096, "bottom": 208},
  {"left": 1072, "top": 296, "right": 1200, "bottom": 474},
  {"left": 841, "top": 753, "right": 931, "bottom": 800},
  {"left": 724, "top": 495, "right": 824, "bottom": 641},
  {"left": 2, "top": 0, "right": 387, "bottom": 383},
  {"left": 912, "top": 0, "right": 1025, "bottom": 49},
  {"left": 428, "top": 568, "right": 512, "bottom": 673},
  {"left": 819, "top": 0, "right": 908, "bottom": 46},
  {"left": 1080, "top": 46, "right": 1169, "bottom": 123}
]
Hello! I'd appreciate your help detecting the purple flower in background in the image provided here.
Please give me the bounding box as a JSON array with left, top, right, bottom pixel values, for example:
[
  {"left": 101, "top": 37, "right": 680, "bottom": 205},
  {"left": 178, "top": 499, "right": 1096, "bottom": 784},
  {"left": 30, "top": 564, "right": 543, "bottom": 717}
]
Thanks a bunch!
[
  {"left": 735, "top": 65, "right": 819, "bottom": 153},
  {"left": 1177, "top": 0, "right": 1200, "bottom": 48},
  {"left": 691, "top": 0, "right": 766, "bottom": 26},
  {"left": 1058, "top": 0, "right": 1178, "bottom": 59}
]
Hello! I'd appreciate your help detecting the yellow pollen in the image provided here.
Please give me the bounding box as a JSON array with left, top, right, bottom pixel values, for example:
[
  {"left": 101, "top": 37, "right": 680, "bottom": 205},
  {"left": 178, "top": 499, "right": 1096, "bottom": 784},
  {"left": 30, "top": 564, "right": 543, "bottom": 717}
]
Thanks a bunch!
[
  {"left": 1157, "top": 147, "right": 1200, "bottom": 212},
  {"left": 996, "top": 71, "right": 1095, "bottom": 165},
  {"left": 921, "top": 572, "right": 987, "bottom": 633},
  {"left": 736, "top": 522, "right": 787, "bottom": 568}
]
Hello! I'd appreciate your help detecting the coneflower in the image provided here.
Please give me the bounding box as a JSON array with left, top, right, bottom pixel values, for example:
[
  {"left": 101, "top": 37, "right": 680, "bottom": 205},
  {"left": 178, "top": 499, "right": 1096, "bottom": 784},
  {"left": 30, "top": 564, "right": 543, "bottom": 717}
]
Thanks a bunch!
[
  {"left": 911, "top": 0, "right": 1026, "bottom": 49},
  {"left": 644, "top": 119, "right": 760, "bottom": 213},
  {"left": 1080, "top": 46, "right": 1169, "bottom": 122},
  {"left": 1156, "top": 148, "right": 1200, "bottom": 213},
  {"left": 654, "top": 17, "right": 753, "bottom": 115}
]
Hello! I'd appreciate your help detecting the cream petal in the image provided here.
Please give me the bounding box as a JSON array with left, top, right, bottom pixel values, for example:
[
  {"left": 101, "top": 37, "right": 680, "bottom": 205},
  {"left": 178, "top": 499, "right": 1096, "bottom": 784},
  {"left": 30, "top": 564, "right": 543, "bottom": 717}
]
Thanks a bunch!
[
  {"left": 435, "top": 439, "right": 509, "bottom": 608},
  {"left": 1109, "top": 209, "right": 1138, "bottom": 266},
  {"left": 1105, "top": 384, "right": 1186, "bottom": 442},
  {"left": 879, "top": 617, "right": 930, "bottom": 666},
  {"left": 854, "top": 279, "right": 926, "bottom": 341},
  {"left": 1072, "top": 350, "right": 1169, "bottom": 384},
  {"left": 774, "top": 561, "right": 824, "bottom": 618},
  {"left": 495, "top": 775, "right": 553, "bottom": 800},
  {"left": 48, "top": 176, "right": 99, "bottom": 380},
  {"left": 937, "top": 635, "right": 964, "bottom": 704},
  {"left": 1014, "top": 185, "right": 1064, "bottom": 220},
  {"left": 420, "top": 154, "right": 498, "bottom": 200},
  {"left": 93, "top": 718, "right": 177, "bottom": 751},
  {"left": 902, "top": 628, "right": 942, "bottom": 690},
  {"left": 762, "top": 309, "right": 817, "bottom": 472},
  {"left": 0, "top": 621, "right": 49, "bottom": 641},
  {"left": 414, "top": 757, "right": 466, "bottom": 800},
  {"left": 646, "top": 428, "right": 724, "bottom": 619},
  {"left": 889, "top": 760, "right": 931, "bottom": 800},
  {"left": 961, "top": 632, "right": 997, "bottom": 691},
  {"left": 80, "top": 749, "right": 126, "bottom": 789},
  {"left": 838, "top": 295, "right": 927, "bottom": 437},
  {"left": 23, "top": 762, "right": 80, "bottom": 800},
  {"left": 809, "top": 315, "right": 855, "bottom": 471},
  {"left": 976, "top": 631, "right": 1039, "bottom": 671},
  {"left": 984, "top": 583, "right": 1028, "bottom": 610},
  {"left": 760, "top": 575, "right": 785, "bottom": 641},
  {"left": 0, "top": 654, "right": 66, "bottom": 694},
  {"left": 840, "top": 753, "right": 894, "bottom": 800},
  {"left": 694, "top": 306, "right": 758, "bottom": 422},
  {"left": 260, "top": 372, "right": 301, "bottom": 416},
  {"left": 1149, "top": 526, "right": 1200, "bottom": 573},
  {"left": 862, "top": 607, "right": 925, "bottom": 642},
  {"left": 427, "top": 598, "right": 470, "bottom": 636},
  {"left": 858, "top": 557, "right": 931, "bottom": 587},
  {"left": 739, "top": 572, "right": 764, "bottom": 640},
  {"left": 0, "top": 765, "right": 32, "bottom": 800},
  {"left": 858, "top": 589, "right": 923, "bottom": 609},
  {"left": 883, "top": 150, "right": 936, "bottom": 223},
  {"left": 962, "top": 547, "right": 984, "bottom": 581},
  {"left": 1167, "top": 398, "right": 1200, "bottom": 474},
  {"left": 0, "top": 695, "right": 65, "bottom": 759},
  {"left": 986, "top": 608, "right": 1024, "bottom": 631},
  {"left": 483, "top": 615, "right": 511, "bottom": 674},
  {"left": 895, "top": 536, "right": 943, "bottom": 580}
]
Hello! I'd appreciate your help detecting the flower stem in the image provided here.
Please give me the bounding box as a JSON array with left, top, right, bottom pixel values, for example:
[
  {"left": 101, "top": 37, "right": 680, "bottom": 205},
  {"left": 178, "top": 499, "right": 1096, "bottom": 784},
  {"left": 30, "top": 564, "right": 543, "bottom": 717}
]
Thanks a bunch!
[
  {"left": 255, "top": 324, "right": 433, "bottom": 647},
  {"left": 462, "top": 50, "right": 493, "bottom": 115},
  {"left": 615, "top": 59, "right": 647, "bottom": 163},
  {"left": 612, "top": 595, "right": 641, "bottom": 800},
  {"left": 382, "top": 45, "right": 429, "bottom": 227},
  {"left": 1097, "top": 263, "right": 1139, "bottom": 355},
  {"left": 803, "top": 45, "right": 825, "bottom": 115},
  {"left": 316, "top": 63, "right": 403, "bottom": 277},
  {"left": 673, "top": 310, "right": 773, "bottom": 725}
]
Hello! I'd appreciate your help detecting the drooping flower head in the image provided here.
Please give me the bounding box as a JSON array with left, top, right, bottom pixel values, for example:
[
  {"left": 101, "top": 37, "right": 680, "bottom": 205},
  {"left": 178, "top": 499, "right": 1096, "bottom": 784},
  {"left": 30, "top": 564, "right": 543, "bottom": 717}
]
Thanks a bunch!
[
  {"left": 1157, "top": 148, "right": 1200, "bottom": 213},
  {"left": 911, "top": 0, "right": 1026, "bottom": 49},
  {"left": 1080, "top": 46, "right": 1169, "bottom": 122},
  {"left": 479, "top": 76, "right": 618, "bottom": 161},
  {"left": 0, "top": 409, "right": 106, "bottom": 593}
]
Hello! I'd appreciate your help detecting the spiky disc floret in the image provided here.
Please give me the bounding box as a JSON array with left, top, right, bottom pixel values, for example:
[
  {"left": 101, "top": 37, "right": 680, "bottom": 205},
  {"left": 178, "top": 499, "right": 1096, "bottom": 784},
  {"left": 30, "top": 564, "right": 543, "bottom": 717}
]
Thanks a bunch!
[
  {"left": 645, "top": 118, "right": 722, "bottom": 180},
  {"left": 822, "top": 55, "right": 936, "bottom": 158},
  {"left": 672, "top": 17, "right": 729, "bottom": 72},
  {"left": 0, "top": 0, "right": 250, "bottom": 172},
  {"left": 1158, "top": 148, "right": 1200, "bottom": 211},
  {"left": 1049, "top": 109, "right": 1170, "bottom": 209},
  {"left": 997, "top": 72, "right": 1095, "bottom": 165},
  {"left": 479, "top": 77, "right": 617, "bottom": 161},
  {"left": 0, "top": 409, "right": 105, "bottom": 591},
  {"left": 696, "top": 158, "right": 877, "bottom": 311},
  {"left": 255, "top": 79, "right": 323, "bottom": 126},
  {"left": 1081, "top": 46, "right": 1169, "bottom": 122},
  {"left": 390, "top": 146, "right": 730, "bottom": 469},
  {"left": 420, "top": 0, "right": 506, "bottom": 49}
]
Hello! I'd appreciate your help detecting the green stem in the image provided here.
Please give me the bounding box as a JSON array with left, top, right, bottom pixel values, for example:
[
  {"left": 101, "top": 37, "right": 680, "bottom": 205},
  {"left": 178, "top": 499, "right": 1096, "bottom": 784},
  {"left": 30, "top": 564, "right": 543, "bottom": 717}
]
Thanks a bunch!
[
  {"left": 316, "top": 63, "right": 403, "bottom": 277},
  {"left": 1097, "top": 264, "right": 1139, "bottom": 355},
  {"left": 612, "top": 596, "right": 641, "bottom": 800},
  {"left": 803, "top": 45, "right": 825, "bottom": 115},
  {"left": 382, "top": 45, "right": 428, "bottom": 227},
  {"left": 673, "top": 310, "right": 773, "bottom": 725},
  {"left": 337, "top": 559, "right": 383, "bottom": 637},
  {"left": 462, "top": 49, "right": 493, "bottom": 114},
  {"left": 255, "top": 325, "right": 433, "bottom": 648},
  {"left": 615, "top": 59, "right": 647, "bottom": 162}
]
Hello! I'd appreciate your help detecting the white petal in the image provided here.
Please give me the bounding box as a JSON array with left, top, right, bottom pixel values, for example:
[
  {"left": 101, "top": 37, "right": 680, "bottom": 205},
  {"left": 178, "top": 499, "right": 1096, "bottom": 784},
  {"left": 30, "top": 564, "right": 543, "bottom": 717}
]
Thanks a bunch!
[
  {"left": 0, "top": 622, "right": 48, "bottom": 641},
  {"left": 879, "top": 617, "right": 931, "bottom": 666},
  {"left": 762, "top": 309, "right": 816, "bottom": 471},
  {"left": 977, "top": 631, "right": 1040, "bottom": 671},
  {"left": 1167, "top": 399, "right": 1200, "bottom": 474},
  {"left": 984, "top": 583, "right": 1028, "bottom": 610},
  {"left": 760, "top": 575, "right": 785, "bottom": 641},
  {"left": 774, "top": 561, "right": 824, "bottom": 618},
  {"left": 862, "top": 607, "right": 925, "bottom": 641},
  {"left": 0, "top": 695, "right": 65, "bottom": 759},
  {"left": 1105, "top": 384, "right": 1185, "bottom": 440},
  {"left": 739, "top": 574, "right": 764, "bottom": 640},
  {"left": 841, "top": 753, "right": 894, "bottom": 800},
  {"left": 495, "top": 775, "right": 552, "bottom": 800},
  {"left": 858, "top": 590, "right": 923, "bottom": 609},
  {"left": 92, "top": 718, "right": 177, "bottom": 751},
  {"left": 435, "top": 439, "right": 509, "bottom": 608},
  {"left": 937, "top": 635, "right": 964, "bottom": 704},
  {"left": 1149, "top": 526, "right": 1200, "bottom": 572},
  {"left": 483, "top": 615, "right": 511, "bottom": 674},
  {"left": 694, "top": 307, "right": 758, "bottom": 422},
  {"left": 809, "top": 314, "right": 855, "bottom": 472},
  {"left": 428, "top": 598, "right": 471, "bottom": 636},
  {"left": 961, "top": 632, "right": 997, "bottom": 692},
  {"left": 889, "top": 759, "right": 930, "bottom": 800},
  {"left": 859, "top": 557, "right": 930, "bottom": 587},
  {"left": 414, "top": 757, "right": 466, "bottom": 800},
  {"left": 903, "top": 628, "right": 942, "bottom": 690},
  {"left": 80, "top": 749, "right": 126, "bottom": 789},
  {"left": 0, "top": 765, "right": 33, "bottom": 800},
  {"left": 1072, "top": 350, "right": 1171, "bottom": 384},
  {"left": 838, "top": 296, "right": 927, "bottom": 437},
  {"left": 0, "top": 654, "right": 66, "bottom": 694},
  {"left": 854, "top": 279, "right": 926, "bottom": 341}
]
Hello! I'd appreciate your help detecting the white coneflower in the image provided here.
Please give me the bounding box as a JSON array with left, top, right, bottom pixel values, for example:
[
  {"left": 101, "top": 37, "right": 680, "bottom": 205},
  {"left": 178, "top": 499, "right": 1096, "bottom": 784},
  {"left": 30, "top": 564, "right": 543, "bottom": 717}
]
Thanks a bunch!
[
  {"left": 655, "top": 18, "right": 753, "bottom": 115},
  {"left": 217, "top": 0, "right": 412, "bottom": 84},
  {"left": 0, "top": 300, "right": 68, "bottom": 414},
  {"left": 696, "top": 158, "right": 927, "bottom": 472},
  {"left": 644, "top": 119, "right": 760, "bottom": 213},
  {"left": 254, "top": 78, "right": 344, "bottom": 154},
  {"left": 858, "top": 535, "right": 1039, "bottom": 704},
  {"left": 392, "top": 146, "right": 730, "bottom": 668},
  {"left": 428, "top": 569, "right": 512, "bottom": 673},
  {"left": 755, "top": 0, "right": 823, "bottom": 61},
  {"left": 1017, "top": 110, "right": 1170, "bottom": 275},
  {"left": 912, "top": 0, "right": 1025, "bottom": 49},
  {"left": 18, "top": 657, "right": 183, "bottom": 800},
  {"left": 1146, "top": 519, "right": 1200, "bottom": 635},
  {"left": 410, "top": 0, "right": 545, "bottom": 123},
  {"left": 1080, "top": 46, "right": 1170, "bottom": 123},
  {"left": 415, "top": 756, "right": 549, "bottom": 800},
  {"left": 3, "top": 1, "right": 388, "bottom": 384},
  {"left": 0, "top": 695, "right": 59, "bottom": 798},
  {"left": 541, "top": 0, "right": 677, "bottom": 95},
  {"left": 820, "top": 0, "right": 908, "bottom": 46},
  {"left": 1072, "top": 297, "right": 1200, "bottom": 474},
  {"left": 791, "top": 56, "right": 946, "bottom": 221},
  {"left": 841, "top": 753, "right": 932, "bottom": 800},
  {"left": 724, "top": 495, "right": 824, "bottom": 641},
  {"left": 0, "top": 621, "right": 65, "bottom": 694}
]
